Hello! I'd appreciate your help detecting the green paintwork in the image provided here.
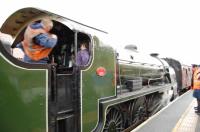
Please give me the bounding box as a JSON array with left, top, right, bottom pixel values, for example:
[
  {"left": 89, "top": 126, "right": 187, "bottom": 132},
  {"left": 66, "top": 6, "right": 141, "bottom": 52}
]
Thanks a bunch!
[
  {"left": 82, "top": 36, "right": 115, "bottom": 132},
  {"left": 119, "top": 63, "right": 163, "bottom": 79},
  {"left": 0, "top": 54, "right": 47, "bottom": 132}
]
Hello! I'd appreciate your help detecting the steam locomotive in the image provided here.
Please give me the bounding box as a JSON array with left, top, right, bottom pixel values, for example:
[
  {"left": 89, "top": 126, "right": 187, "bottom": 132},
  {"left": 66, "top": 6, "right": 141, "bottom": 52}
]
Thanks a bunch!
[{"left": 0, "top": 8, "right": 192, "bottom": 132}]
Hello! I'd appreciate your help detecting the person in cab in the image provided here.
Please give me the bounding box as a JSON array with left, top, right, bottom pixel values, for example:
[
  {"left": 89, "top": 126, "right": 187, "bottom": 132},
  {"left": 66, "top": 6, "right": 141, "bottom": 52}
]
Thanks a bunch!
[
  {"left": 76, "top": 42, "right": 89, "bottom": 66},
  {"left": 16, "top": 18, "right": 57, "bottom": 64}
]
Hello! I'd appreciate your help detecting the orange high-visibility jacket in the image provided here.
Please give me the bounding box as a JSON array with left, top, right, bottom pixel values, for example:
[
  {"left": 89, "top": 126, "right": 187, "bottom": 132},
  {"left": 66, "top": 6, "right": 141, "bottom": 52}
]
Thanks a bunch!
[
  {"left": 193, "top": 67, "right": 200, "bottom": 89},
  {"left": 22, "top": 25, "right": 53, "bottom": 61}
]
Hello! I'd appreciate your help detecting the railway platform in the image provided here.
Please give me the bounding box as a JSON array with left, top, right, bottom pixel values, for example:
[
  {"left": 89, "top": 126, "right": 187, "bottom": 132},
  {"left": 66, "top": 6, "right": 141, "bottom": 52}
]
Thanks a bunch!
[{"left": 132, "top": 90, "right": 200, "bottom": 132}]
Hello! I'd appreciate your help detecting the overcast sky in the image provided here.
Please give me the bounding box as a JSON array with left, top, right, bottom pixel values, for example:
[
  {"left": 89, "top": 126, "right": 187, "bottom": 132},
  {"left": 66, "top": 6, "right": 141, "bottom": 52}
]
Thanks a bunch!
[{"left": 0, "top": 0, "right": 200, "bottom": 65}]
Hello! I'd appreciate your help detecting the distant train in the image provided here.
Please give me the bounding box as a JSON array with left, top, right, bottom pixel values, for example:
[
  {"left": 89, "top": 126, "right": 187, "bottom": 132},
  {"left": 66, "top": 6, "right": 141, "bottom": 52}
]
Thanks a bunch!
[{"left": 0, "top": 8, "right": 192, "bottom": 132}]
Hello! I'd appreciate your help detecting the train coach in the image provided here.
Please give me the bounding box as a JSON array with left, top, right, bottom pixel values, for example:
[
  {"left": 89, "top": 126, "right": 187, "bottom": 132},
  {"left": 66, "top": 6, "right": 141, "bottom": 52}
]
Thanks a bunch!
[{"left": 0, "top": 7, "right": 191, "bottom": 132}]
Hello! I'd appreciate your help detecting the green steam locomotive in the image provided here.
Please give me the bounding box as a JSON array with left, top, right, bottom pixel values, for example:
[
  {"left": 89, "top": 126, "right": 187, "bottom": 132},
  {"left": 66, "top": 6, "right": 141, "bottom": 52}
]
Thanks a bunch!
[{"left": 0, "top": 8, "right": 191, "bottom": 132}]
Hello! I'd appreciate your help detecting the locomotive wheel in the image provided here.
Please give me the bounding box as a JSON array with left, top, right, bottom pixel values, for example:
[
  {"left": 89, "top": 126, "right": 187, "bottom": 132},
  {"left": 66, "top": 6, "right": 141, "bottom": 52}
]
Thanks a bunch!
[
  {"left": 128, "top": 100, "right": 138, "bottom": 125},
  {"left": 146, "top": 94, "right": 155, "bottom": 116},
  {"left": 146, "top": 94, "right": 162, "bottom": 116},
  {"left": 103, "top": 107, "right": 124, "bottom": 132},
  {"left": 129, "top": 98, "right": 147, "bottom": 127}
]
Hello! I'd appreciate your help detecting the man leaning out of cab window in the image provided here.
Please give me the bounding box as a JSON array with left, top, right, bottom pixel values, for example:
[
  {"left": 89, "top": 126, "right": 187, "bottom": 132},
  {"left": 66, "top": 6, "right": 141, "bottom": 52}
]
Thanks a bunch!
[{"left": 16, "top": 18, "right": 57, "bottom": 64}]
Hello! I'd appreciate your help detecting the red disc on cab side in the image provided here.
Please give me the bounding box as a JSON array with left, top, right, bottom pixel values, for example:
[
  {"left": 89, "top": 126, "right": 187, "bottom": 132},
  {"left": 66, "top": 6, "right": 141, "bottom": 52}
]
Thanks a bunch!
[{"left": 96, "top": 67, "right": 106, "bottom": 76}]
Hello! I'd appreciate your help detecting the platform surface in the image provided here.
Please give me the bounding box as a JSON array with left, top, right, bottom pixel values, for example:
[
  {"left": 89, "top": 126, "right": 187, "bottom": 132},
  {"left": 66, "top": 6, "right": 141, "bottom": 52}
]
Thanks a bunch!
[{"left": 132, "top": 90, "right": 200, "bottom": 132}]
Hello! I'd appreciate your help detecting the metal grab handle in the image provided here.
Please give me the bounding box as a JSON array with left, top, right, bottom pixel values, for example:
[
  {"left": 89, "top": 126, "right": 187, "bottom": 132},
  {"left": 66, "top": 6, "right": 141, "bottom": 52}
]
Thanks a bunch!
[
  {"left": 147, "top": 76, "right": 164, "bottom": 88},
  {"left": 51, "top": 64, "right": 57, "bottom": 102}
]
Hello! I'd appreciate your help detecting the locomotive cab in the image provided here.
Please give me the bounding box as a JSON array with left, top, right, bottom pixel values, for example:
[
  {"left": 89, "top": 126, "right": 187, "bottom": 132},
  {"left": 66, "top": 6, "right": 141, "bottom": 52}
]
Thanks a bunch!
[
  {"left": 0, "top": 8, "right": 95, "bottom": 132},
  {"left": 0, "top": 7, "right": 117, "bottom": 132}
]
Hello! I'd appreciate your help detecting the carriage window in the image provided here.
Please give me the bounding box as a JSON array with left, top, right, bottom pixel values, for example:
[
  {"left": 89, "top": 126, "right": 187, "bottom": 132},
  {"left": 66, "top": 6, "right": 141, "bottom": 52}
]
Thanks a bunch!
[{"left": 76, "top": 32, "right": 91, "bottom": 67}]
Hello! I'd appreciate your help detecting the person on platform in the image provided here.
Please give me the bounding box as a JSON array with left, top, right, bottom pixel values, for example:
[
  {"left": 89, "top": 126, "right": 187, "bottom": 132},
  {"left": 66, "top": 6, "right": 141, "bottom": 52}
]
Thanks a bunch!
[{"left": 192, "top": 64, "right": 200, "bottom": 114}]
